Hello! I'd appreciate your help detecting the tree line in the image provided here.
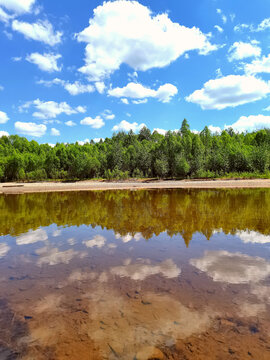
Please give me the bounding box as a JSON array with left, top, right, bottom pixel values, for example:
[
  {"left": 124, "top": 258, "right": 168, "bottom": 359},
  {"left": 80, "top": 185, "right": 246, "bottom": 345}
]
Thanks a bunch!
[{"left": 1, "top": 119, "right": 270, "bottom": 182}]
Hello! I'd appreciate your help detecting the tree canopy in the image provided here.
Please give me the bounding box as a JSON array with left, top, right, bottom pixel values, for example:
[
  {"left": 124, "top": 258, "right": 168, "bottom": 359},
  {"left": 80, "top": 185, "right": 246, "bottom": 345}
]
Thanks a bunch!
[{"left": 1, "top": 120, "right": 270, "bottom": 181}]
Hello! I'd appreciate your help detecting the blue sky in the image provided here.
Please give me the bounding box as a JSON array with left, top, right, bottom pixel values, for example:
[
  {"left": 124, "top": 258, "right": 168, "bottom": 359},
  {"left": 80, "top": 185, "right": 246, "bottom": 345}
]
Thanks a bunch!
[{"left": 0, "top": 0, "right": 270, "bottom": 144}]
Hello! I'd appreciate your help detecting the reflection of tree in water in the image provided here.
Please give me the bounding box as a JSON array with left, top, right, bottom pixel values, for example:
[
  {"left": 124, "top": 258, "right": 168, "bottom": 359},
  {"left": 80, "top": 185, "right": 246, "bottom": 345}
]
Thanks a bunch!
[{"left": 1, "top": 189, "right": 270, "bottom": 246}]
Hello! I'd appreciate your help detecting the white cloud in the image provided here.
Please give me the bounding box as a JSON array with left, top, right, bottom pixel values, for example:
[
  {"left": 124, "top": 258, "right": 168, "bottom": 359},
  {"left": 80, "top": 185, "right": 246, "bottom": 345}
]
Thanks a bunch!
[
  {"left": 76, "top": 105, "right": 86, "bottom": 113},
  {"left": 15, "top": 121, "right": 47, "bottom": 137},
  {"left": 121, "top": 98, "right": 129, "bottom": 105},
  {"left": 0, "top": 7, "right": 12, "bottom": 23},
  {"left": 80, "top": 116, "right": 105, "bottom": 129},
  {"left": 257, "top": 17, "right": 270, "bottom": 31},
  {"left": 65, "top": 120, "right": 76, "bottom": 127},
  {"left": 83, "top": 235, "right": 106, "bottom": 248},
  {"left": 76, "top": 0, "right": 218, "bottom": 80},
  {"left": 110, "top": 258, "right": 181, "bottom": 281},
  {"left": 236, "top": 231, "right": 270, "bottom": 244},
  {"left": 20, "top": 99, "right": 85, "bottom": 119},
  {"left": 102, "top": 110, "right": 115, "bottom": 120},
  {"left": 190, "top": 250, "right": 270, "bottom": 284},
  {"left": 112, "top": 120, "right": 146, "bottom": 132},
  {"left": 51, "top": 128, "right": 60, "bottom": 136},
  {"left": 95, "top": 81, "right": 106, "bottom": 94},
  {"left": 0, "top": 0, "right": 36, "bottom": 14},
  {"left": 185, "top": 75, "right": 270, "bottom": 110},
  {"left": 153, "top": 128, "right": 167, "bottom": 135},
  {"left": 0, "top": 110, "right": 9, "bottom": 124},
  {"left": 0, "top": 131, "right": 9, "bottom": 137},
  {"left": 132, "top": 99, "right": 148, "bottom": 104},
  {"left": 26, "top": 53, "right": 62, "bottom": 72},
  {"left": 234, "top": 18, "right": 270, "bottom": 33},
  {"left": 225, "top": 114, "right": 270, "bottom": 133},
  {"left": 108, "top": 82, "right": 178, "bottom": 103},
  {"left": 12, "top": 19, "right": 62, "bottom": 46},
  {"left": 12, "top": 56, "right": 22, "bottom": 62},
  {"left": 63, "top": 81, "right": 94, "bottom": 95},
  {"left": 77, "top": 138, "right": 90, "bottom": 145},
  {"left": 38, "top": 78, "right": 95, "bottom": 95},
  {"left": 214, "top": 25, "right": 223, "bottom": 33},
  {"left": 244, "top": 54, "right": 270, "bottom": 75},
  {"left": 216, "top": 9, "right": 227, "bottom": 24},
  {"left": 228, "top": 41, "right": 261, "bottom": 62},
  {"left": 93, "top": 137, "right": 104, "bottom": 143},
  {"left": 208, "top": 125, "right": 222, "bottom": 133},
  {"left": 16, "top": 228, "right": 48, "bottom": 246}
]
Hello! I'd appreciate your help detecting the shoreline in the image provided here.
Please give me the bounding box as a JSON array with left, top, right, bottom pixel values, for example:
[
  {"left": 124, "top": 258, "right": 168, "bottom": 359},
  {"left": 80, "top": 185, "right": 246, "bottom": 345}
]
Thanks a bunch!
[{"left": 1, "top": 178, "right": 270, "bottom": 194}]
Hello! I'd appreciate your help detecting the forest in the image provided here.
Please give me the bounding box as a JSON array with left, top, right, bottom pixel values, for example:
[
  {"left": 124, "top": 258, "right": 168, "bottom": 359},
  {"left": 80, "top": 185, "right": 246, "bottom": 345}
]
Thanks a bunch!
[{"left": 1, "top": 119, "right": 270, "bottom": 182}]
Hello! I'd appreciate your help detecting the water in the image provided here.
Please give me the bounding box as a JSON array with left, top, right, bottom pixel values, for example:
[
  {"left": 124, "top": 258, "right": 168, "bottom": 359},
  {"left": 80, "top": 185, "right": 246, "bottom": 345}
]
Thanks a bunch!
[{"left": 0, "top": 189, "right": 269, "bottom": 359}]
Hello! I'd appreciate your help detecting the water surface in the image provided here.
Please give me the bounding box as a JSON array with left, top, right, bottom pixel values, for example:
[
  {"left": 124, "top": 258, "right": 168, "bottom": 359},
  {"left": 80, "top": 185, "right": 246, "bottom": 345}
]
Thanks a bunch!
[{"left": 0, "top": 189, "right": 270, "bottom": 359}]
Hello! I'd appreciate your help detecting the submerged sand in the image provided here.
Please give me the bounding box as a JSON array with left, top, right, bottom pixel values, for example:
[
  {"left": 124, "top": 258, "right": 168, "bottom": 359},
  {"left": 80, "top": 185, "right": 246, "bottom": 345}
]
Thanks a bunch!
[{"left": 1, "top": 178, "right": 270, "bottom": 194}]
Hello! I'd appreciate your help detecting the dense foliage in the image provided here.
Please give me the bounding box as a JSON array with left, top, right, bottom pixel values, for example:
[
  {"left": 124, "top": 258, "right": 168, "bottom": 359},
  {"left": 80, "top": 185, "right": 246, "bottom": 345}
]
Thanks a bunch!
[{"left": 1, "top": 119, "right": 270, "bottom": 181}]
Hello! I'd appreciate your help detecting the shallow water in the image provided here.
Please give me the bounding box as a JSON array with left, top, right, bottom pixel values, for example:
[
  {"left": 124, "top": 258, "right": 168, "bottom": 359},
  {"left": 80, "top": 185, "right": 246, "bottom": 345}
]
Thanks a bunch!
[{"left": 0, "top": 189, "right": 270, "bottom": 359}]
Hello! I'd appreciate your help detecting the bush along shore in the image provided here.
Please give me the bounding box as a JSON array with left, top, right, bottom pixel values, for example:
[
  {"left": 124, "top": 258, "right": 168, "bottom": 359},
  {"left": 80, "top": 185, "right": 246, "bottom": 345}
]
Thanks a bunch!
[{"left": 1, "top": 120, "right": 270, "bottom": 182}]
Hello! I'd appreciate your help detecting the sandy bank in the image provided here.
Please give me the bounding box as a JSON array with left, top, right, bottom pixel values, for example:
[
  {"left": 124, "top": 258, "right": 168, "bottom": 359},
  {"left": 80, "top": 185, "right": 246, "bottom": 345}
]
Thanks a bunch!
[{"left": 1, "top": 179, "right": 270, "bottom": 194}]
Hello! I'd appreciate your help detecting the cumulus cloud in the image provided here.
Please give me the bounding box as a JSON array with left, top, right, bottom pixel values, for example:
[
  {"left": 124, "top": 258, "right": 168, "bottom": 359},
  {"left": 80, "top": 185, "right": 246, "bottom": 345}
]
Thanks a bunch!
[
  {"left": 95, "top": 81, "right": 106, "bottom": 94},
  {"left": 80, "top": 116, "right": 105, "bottom": 129},
  {"left": 0, "top": 131, "right": 9, "bottom": 137},
  {"left": 51, "top": 128, "right": 60, "bottom": 136},
  {"left": 214, "top": 25, "right": 223, "bottom": 33},
  {"left": 110, "top": 258, "right": 181, "bottom": 281},
  {"left": 225, "top": 114, "right": 270, "bottom": 133},
  {"left": 244, "top": 54, "right": 270, "bottom": 75},
  {"left": 0, "top": 0, "right": 36, "bottom": 15},
  {"left": 236, "top": 230, "right": 270, "bottom": 244},
  {"left": 26, "top": 53, "right": 62, "bottom": 72},
  {"left": 234, "top": 18, "right": 270, "bottom": 33},
  {"left": 208, "top": 125, "right": 222, "bottom": 133},
  {"left": 121, "top": 98, "right": 129, "bottom": 105},
  {"left": 228, "top": 41, "right": 261, "bottom": 62},
  {"left": 38, "top": 78, "right": 95, "bottom": 95},
  {"left": 93, "top": 137, "right": 104, "bottom": 143},
  {"left": 153, "top": 128, "right": 167, "bottom": 135},
  {"left": 65, "top": 120, "right": 76, "bottom": 127},
  {"left": 77, "top": 138, "right": 90, "bottom": 145},
  {"left": 112, "top": 120, "right": 146, "bottom": 132},
  {"left": 132, "top": 99, "right": 148, "bottom": 104},
  {"left": 102, "top": 110, "right": 115, "bottom": 120},
  {"left": 185, "top": 75, "right": 270, "bottom": 110},
  {"left": 216, "top": 8, "right": 227, "bottom": 24},
  {"left": 12, "top": 19, "right": 62, "bottom": 46},
  {"left": 0, "top": 7, "right": 12, "bottom": 23},
  {"left": 15, "top": 121, "right": 46, "bottom": 137},
  {"left": 20, "top": 99, "right": 85, "bottom": 119},
  {"left": 190, "top": 250, "right": 270, "bottom": 284},
  {"left": 108, "top": 82, "right": 178, "bottom": 103},
  {"left": 83, "top": 235, "right": 106, "bottom": 248},
  {"left": 0, "top": 110, "right": 9, "bottom": 124},
  {"left": 16, "top": 228, "right": 48, "bottom": 246},
  {"left": 76, "top": 0, "right": 218, "bottom": 80}
]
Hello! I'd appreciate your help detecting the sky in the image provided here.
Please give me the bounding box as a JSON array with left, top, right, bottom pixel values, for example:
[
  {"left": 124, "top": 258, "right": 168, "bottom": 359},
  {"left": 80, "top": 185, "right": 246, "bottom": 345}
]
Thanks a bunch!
[{"left": 0, "top": 0, "right": 270, "bottom": 144}]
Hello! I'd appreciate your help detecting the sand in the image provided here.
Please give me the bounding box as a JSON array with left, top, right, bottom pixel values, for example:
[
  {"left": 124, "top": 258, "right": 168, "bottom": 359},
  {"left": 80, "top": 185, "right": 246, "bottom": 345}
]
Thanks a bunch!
[{"left": 1, "top": 178, "right": 270, "bottom": 194}]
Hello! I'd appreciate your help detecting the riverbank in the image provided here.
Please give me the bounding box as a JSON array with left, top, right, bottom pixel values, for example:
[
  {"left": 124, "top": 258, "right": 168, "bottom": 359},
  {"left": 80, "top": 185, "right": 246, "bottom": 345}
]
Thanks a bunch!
[{"left": 1, "top": 178, "right": 270, "bottom": 194}]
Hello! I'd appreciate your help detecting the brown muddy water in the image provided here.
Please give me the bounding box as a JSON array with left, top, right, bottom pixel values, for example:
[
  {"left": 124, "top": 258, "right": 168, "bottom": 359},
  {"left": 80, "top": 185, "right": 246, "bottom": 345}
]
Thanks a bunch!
[{"left": 0, "top": 189, "right": 270, "bottom": 360}]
